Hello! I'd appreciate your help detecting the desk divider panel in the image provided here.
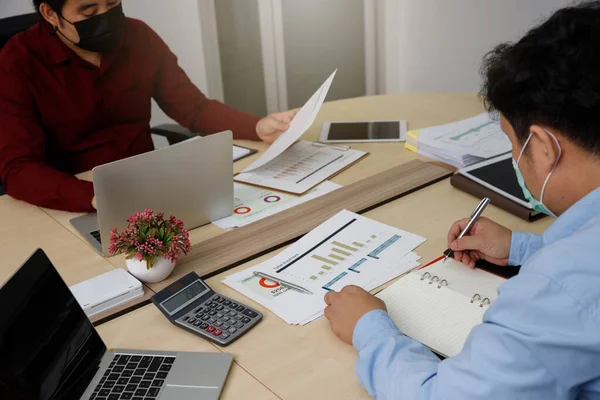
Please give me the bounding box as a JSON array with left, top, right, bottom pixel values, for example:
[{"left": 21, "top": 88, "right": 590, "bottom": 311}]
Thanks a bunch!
[{"left": 149, "top": 160, "right": 453, "bottom": 292}]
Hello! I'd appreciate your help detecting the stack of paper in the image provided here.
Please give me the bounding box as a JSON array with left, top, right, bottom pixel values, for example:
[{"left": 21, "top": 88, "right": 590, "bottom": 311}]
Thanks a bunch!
[
  {"left": 223, "top": 210, "right": 426, "bottom": 325},
  {"left": 404, "top": 113, "right": 511, "bottom": 168}
]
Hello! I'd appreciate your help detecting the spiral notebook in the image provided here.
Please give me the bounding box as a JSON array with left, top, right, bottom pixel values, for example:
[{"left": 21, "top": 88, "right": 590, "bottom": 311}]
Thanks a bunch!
[{"left": 377, "top": 257, "right": 506, "bottom": 357}]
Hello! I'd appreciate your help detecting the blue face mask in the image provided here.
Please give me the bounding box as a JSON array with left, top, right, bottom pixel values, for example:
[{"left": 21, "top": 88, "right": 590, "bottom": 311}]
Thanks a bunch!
[{"left": 512, "top": 130, "right": 562, "bottom": 217}]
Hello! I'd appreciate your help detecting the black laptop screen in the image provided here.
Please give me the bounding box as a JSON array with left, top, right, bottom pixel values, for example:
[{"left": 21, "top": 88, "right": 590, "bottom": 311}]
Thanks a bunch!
[{"left": 0, "top": 250, "right": 106, "bottom": 400}]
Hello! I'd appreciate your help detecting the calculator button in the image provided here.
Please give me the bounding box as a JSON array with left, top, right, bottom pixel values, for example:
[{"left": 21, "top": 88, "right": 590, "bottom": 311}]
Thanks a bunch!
[
  {"left": 242, "top": 309, "right": 259, "bottom": 318},
  {"left": 229, "top": 311, "right": 237, "bottom": 317},
  {"left": 208, "top": 317, "right": 216, "bottom": 324},
  {"left": 200, "top": 322, "right": 209, "bottom": 329},
  {"left": 211, "top": 303, "right": 219, "bottom": 309},
  {"left": 209, "top": 310, "right": 217, "bottom": 316},
  {"left": 201, "top": 315, "right": 210, "bottom": 321},
  {"left": 188, "top": 318, "right": 196, "bottom": 324},
  {"left": 206, "top": 326, "right": 216, "bottom": 333},
  {"left": 195, "top": 307, "right": 204, "bottom": 313},
  {"left": 213, "top": 329, "right": 223, "bottom": 336},
  {"left": 205, "top": 301, "right": 213, "bottom": 306},
  {"left": 227, "top": 327, "right": 237, "bottom": 334},
  {"left": 223, "top": 300, "right": 231, "bottom": 306},
  {"left": 194, "top": 321, "right": 202, "bottom": 327},
  {"left": 229, "top": 303, "right": 238, "bottom": 309},
  {"left": 222, "top": 316, "right": 230, "bottom": 322},
  {"left": 216, "top": 313, "right": 223, "bottom": 318},
  {"left": 242, "top": 317, "right": 251, "bottom": 323},
  {"left": 220, "top": 333, "right": 230, "bottom": 339},
  {"left": 183, "top": 316, "right": 189, "bottom": 321},
  {"left": 235, "top": 322, "right": 244, "bottom": 329},
  {"left": 236, "top": 305, "right": 245, "bottom": 312},
  {"left": 214, "top": 321, "right": 223, "bottom": 327},
  {"left": 217, "top": 305, "right": 225, "bottom": 311},
  {"left": 222, "top": 324, "right": 231, "bottom": 330},
  {"left": 212, "top": 295, "right": 220, "bottom": 301},
  {"left": 235, "top": 314, "right": 243, "bottom": 320}
]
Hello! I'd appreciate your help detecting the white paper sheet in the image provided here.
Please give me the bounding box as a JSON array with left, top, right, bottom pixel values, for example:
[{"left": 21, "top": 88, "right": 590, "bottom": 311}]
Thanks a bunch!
[
  {"left": 212, "top": 181, "right": 341, "bottom": 229},
  {"left": 235, "top": 141, "right": 366, "bottom": 194},
  {"left": 417, "top": 113, "right": 511, "bottom": 161},
  {"left": 242, "top": 70, "right": 337, "bottom": 172},
  {"left": 222, "top": 210, "right": 427, "bottom": 325}
]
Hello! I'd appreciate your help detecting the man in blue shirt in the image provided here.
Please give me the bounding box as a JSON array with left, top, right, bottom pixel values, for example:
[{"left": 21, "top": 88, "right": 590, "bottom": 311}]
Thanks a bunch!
[{"left": 324, "top": 2, "right": 600, "bottom": 399}]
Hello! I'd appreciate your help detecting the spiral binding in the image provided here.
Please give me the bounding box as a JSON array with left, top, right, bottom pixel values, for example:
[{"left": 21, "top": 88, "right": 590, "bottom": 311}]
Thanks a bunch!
[{"left": 419, "top": 272, "right": 491, "bottom": 306}]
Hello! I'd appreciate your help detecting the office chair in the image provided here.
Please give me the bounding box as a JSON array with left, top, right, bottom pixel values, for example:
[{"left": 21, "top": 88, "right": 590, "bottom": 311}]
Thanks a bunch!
[{"left": 0, "top": 14, "right": 195, "bottom": 197}]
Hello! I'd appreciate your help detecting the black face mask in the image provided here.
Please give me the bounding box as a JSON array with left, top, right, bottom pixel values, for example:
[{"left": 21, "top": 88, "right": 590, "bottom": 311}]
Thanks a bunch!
[{"left": 58, "top": 3, "right": 125, "bottom": 53}]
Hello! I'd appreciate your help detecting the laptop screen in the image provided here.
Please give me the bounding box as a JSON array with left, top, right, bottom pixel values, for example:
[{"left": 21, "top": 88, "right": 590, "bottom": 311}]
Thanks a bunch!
[{"left": 0, "top": 250, "right": 106, "bottom": 400}]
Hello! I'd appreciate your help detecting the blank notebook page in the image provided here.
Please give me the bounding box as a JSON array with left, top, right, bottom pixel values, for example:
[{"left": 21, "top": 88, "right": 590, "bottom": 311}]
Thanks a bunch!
[{"left": 377, "top": 272, "right": 489, "bottom": 357}]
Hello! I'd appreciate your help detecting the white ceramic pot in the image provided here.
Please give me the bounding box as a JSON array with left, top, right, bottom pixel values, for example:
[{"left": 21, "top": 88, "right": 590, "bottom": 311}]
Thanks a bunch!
[{"left": 126, "top": 257, "right": 176, "bottom": 283}]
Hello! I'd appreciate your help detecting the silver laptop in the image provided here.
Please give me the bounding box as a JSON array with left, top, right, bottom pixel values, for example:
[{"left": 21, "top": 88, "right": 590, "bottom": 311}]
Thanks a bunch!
[
  {"left": 0, "top": 249, "right": 233, "bottom": 400},
  {"left": 71, "top": 131, "right": 234, "bottom": 256}
]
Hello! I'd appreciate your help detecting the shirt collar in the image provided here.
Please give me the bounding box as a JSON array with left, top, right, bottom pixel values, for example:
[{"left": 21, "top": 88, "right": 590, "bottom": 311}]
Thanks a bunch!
[{"left": 543, "top": 186, "right": 600, "bottom": 245}]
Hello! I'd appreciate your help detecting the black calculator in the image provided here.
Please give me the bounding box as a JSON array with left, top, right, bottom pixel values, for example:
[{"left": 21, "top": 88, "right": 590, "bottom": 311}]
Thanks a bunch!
[{"left": 151, "top": 272, "right": 262, "bottom": 346}]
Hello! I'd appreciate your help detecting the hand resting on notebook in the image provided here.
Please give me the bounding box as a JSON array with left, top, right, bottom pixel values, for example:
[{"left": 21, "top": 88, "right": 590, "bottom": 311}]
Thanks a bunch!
[{"left": 447, "top": 217, "right": 512, "bottom": 268}]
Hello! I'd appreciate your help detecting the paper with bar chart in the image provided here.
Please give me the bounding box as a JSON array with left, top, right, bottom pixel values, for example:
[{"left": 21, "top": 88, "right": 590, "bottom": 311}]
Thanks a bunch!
[
  {"left": 235, "top": 141, "right": 366, "bottom": 194},
  {"left": 223, "top": 210, "right": 426, "bottom": 325}
]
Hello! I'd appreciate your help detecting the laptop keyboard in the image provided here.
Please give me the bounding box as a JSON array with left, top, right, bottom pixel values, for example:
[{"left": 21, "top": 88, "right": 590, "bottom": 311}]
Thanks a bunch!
[
  {"left": 89, "top": 354, "right": 174, "bottom": 400},
  {"left": 90, "top": 230, "right": 102, "bottom": 245}
]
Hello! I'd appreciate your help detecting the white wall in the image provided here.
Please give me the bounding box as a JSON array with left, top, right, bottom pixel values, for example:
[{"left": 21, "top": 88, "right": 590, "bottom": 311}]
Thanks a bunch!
[
  {"left": 1, "top": 0, "right": 35, "bottom": 18},
  {"left": 393, "top": 0, "right": 574, "bottom": 93},
  {"left": 123, "top": 0, "right": 210, "bottom": 126}
]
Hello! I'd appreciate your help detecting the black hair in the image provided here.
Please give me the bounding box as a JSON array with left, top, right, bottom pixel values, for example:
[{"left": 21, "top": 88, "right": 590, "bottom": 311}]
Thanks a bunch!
[
  {"left": 32, "top": 0, "right": 66, "bottom": 15},
  {"left": 481, "top": 1, "right": 600, "bottom": 155}
]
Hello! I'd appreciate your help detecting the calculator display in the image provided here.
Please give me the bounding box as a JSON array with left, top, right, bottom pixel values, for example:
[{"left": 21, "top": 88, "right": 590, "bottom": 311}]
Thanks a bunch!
[{"left": 161, "top": 280, "right": 210, "bottom": 315}]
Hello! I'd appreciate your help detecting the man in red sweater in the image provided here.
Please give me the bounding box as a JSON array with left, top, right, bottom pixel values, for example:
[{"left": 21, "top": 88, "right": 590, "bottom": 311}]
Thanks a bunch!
[{"left": 0, "top": 0, "right": 297, "bottom": 212}]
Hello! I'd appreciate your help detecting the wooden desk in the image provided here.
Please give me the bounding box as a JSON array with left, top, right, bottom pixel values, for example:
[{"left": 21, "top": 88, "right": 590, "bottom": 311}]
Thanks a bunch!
[
  {"left": 41, "top": 93, "right": 484, "bottom": 268},
  {"left": 96, "top": 306, "right": 280, "bottom": 400},
  {"left": 196, "top": 180, "right": 553, "bottom": 400},
  {"left": 0, "top": 195, "right": 115, "bottom": 287}
]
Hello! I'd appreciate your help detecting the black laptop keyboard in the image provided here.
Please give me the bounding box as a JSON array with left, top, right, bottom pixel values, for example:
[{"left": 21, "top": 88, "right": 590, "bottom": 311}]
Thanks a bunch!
[
  {"left": 90, "top": 230, "right": 102, "bottom": 245},
  {"left": 89, "top": 354, "right": 174, "bottom": 400}
]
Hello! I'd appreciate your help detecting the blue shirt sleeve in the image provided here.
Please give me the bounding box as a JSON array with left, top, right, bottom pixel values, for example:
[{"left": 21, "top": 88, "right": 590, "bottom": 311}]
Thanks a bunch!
[
  {"left": 353, "top": 266, "right": 600, "bottom": 399},
  {"left": 509, "top": 231, "right": 543, "bottom": 266}
]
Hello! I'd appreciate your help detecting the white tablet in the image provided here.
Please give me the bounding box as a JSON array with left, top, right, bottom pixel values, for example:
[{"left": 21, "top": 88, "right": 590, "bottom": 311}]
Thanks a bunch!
[
  {"left": 320, "top": 120, "right": 407, "bottom": 143},
  {"left": 458, "top": 153, "right": 533, "bottom": 210}
]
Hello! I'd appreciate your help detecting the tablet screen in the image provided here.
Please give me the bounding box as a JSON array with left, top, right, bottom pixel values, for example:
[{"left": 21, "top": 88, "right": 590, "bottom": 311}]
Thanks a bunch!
[
  {"left": 327, "top": 122, "right": 401, "bottom": 141},
  {"left": 467, "top": 158, "right": 528, "bottom": 203}
]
